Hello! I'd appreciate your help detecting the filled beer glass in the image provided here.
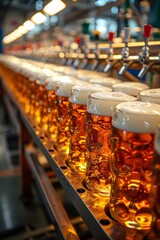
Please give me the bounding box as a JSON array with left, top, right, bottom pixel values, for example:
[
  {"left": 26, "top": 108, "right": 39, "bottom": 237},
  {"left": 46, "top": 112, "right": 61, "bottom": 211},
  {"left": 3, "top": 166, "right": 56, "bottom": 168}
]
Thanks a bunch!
[
  {"left": 89, "top": 77, "right": 122, "bottom": 88},
  {"left": 112, "top": 81, "right": 149, "bottom": 97},
  {"left": 28, "top": 72, "right": 39, "bottom": 117},
  {"left": 56, "top": 77, "right": 87, "bottom": 155},
  {"left": 21, "top": 65, "right": 39, "bottom": 114},
  {"left": 67, "top": 84, "right": 112, "bottom": 173},
  {"left": 84, "top": 92, "right": 136, "bottom": 197},
  {"left": 139, "top": 88, "right": 160, "bottom": 104},
  {"left": 109, "top": 101, "right": 160, "bottom": 230},
  {"left": 43, "top": 77, "right": 62, "bottom": 141},
  {"left": 147, "top": 126, "right": 160, "bottom": 239},
  {"left": 34, "top": 74, "right": 48, "bottom": 126}
]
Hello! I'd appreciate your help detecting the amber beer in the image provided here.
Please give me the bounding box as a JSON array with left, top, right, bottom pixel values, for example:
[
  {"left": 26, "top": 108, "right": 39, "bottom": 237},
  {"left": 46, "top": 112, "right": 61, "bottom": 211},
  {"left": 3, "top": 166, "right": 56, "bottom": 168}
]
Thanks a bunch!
[
  {"left": 84, "top": 92, "right": 136, "bottom": 197},
  {"left": 28, "top": 74, "right": 39, "bottom": 117},
  {"left": 44, "top": 77, "right": 61, "bottom": 140},
  {"left": 112, "top": 81, "right": 149, "bottom": 96},
  {"left": 22, "top": 66, "right": 40, "bottom": 114},
  {"left": 147, "top": 127, "right": 160, "bottom": 239},
  {"left": 139, "top": 88, "right": 160, "bottom": 104},
  {"left": 33, "top": 69, "right": 54, "bottom": 124},
  {"left": 67, "top": 85, "right": 112, "bottom": 173},
  {"left": 56, "top": 77, "right": 86, "bottom": 155},
  {"left": 109, "top": 101, "right": 160, "bottom": 230},
  {"left": 34, "top": 74, "right": 48, "bottom": 125}
]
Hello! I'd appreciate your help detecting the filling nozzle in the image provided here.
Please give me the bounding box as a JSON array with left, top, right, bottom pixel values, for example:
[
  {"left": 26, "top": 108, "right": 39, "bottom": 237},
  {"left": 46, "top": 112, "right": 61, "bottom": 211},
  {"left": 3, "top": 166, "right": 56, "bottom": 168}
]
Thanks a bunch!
[
  {"left": 72, "top": 36, "right": 83, "bottom": 69},
  {"left": 87, "top": 30, "right": 101, "bottom": 70},
  {"left": 93, "top": 30, "right": 100, "bottom": 59},
  {"left": 118, "top": 27, "right": 131, "bottom": 75},
  {"left": 108, "top": 31, "right": 114, "bottom": 58},
  {"left": 104, "top": 31, "right": 115, "bottom": 73},
  {"left": 138, "top": 24, "right": 152, "bottom": 78}
]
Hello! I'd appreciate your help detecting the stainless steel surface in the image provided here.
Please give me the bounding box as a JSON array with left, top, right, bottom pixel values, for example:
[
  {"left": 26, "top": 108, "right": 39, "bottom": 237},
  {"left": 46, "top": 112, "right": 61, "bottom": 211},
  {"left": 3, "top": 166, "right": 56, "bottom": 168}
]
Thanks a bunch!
[{"left": 25, "top": 147, "right": 79, "bottom": 240}]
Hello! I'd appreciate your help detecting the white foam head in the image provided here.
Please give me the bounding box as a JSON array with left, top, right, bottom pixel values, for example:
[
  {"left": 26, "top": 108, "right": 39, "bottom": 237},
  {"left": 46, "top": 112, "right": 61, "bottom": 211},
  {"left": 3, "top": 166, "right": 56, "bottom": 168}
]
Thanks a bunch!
[
  {"left": 75, "top": 69, "right": 93, "bottom": 81},
  {"left": 87, "top": 92, "right": 136, "bottom": 116},
  {"left": 113, "top": 82, "right": 149, "bottom": 96},
  {"left": 139, "top": 88, "right": 160, "bottom": 104},
  {"left": 70, "top": 84, "right": 112, "bottom": 105},
  {"left": 55, "top": 66, "right": 66, "bottom": 73},
  {"left": 89, "top": 77, "right": 122, "bottom": 88},
  {"left": 112, "top": 101, "right": 160, "bottom": 133},
  {"left": 56, "top": 78, "right": 88, "bottom": 97},
  {"left": 37, "top": 73, "right": 49, "bottom": 85},
  {"left": 63, "top": 67, "right": 77, "bottom": 77},
  {"left": 45, "top": 78, "right": 59, "bottom": 91},
  {"left": 23, "top": 66, "right": 39, "bottom": 79},
  {"left": 40, "top": 68, "right": 54, "bottom": 77}
]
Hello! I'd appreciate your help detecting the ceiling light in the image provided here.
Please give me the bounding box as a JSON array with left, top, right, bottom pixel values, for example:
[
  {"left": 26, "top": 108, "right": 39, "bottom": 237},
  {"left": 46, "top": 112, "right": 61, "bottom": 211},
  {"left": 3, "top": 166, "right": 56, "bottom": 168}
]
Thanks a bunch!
[
  {"left": 17, "top": 26, "right": 28, "bottom": 35},
  {"left": 3, "top": 36, "right": 12, "bottom": 44},
  {"left": 23, "top": 20, "right": 35, "bottom": 30},
  {"left": 95, "top": 0, "right": 116, "bottom": 7},
  {"left": 31, "top": 12, "right": 47, "bottom": 24},
  {"left": 43, "top": 0, "right": 66, "bottom": 16}
]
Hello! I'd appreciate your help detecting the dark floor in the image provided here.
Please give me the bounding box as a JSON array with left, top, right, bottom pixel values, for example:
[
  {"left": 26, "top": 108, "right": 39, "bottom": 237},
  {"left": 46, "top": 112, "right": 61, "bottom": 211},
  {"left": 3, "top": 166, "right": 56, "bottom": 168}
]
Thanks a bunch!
[
  {"left": 0, "top": 98, "right": 94, "bottom": 240},
  {"left": 0, "top": 100, "right": 55, "bottom": 240}
]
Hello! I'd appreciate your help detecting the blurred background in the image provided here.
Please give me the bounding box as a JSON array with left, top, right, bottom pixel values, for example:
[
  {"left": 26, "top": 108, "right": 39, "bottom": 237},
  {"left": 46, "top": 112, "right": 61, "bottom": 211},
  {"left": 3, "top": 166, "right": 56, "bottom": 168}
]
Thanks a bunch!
[{"left": 0, "top": 0, "right": 159, "bottom": 53}]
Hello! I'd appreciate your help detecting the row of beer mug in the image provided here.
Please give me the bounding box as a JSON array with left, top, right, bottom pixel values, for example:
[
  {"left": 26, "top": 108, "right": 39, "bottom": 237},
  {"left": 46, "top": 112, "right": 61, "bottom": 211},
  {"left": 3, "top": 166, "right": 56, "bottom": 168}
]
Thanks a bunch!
[{"left": 0, "top": 56, "right": 160, "bottom": 237}]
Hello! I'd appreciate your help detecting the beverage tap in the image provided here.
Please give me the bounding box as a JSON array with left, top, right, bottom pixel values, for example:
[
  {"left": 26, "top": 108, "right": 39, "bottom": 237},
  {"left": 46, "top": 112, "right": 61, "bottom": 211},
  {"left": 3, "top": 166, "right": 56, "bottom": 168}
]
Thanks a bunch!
[
  {"left": 104, "top": 31, "right": 119, "bottom": 73},
  {"left": 108, "top": 31, "right": 114, "bottom": 57},
  {"left": 138, "top": 24, "right": 152, "bottom": 78},
  {"left": 76, "top": 34, "right": 90, "bottom": 69},
  {"left": 118, "top": 27, "right": 131, "bottom": 75},
  {"left": 89, "top": 30, "right": 100, "bottom": 70},
  {"left": 72, "top": 36, "right": 82, "bottom": 69},
  {"left": 65, "top": 40, "right": 79, "bottom": 66}
]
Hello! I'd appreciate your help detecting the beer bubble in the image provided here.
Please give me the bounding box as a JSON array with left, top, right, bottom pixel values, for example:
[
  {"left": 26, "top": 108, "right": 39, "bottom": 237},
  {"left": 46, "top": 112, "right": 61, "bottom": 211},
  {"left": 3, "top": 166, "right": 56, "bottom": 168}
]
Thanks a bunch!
[
  {"left": 113, "top": 203, "right": 129, "bottom": 220},
  {"left": 122, "top": 182, "right": 149, "bottom": 203},
  {"left": 135, "top": 208, "right": 153, "bottom": 227},
  {"left": 84, "top": 176, "right": 100, "bottom": 190},
  {"left": 114, "top": 147, "right": 132, "bottom": 174},
  {"left": 87, "top": 128, "right": 103, "bottom": 151}
]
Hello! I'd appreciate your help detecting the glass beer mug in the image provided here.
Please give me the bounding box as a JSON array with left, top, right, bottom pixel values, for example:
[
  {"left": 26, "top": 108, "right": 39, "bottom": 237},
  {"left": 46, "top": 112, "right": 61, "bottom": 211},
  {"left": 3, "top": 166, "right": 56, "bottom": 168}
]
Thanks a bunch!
[
  {"left": 67, "top": 84, "right": 112, "bottom": 173},
  {"left": 55, "top": 77, "right": 86, "bottom": 155},
  {"left": 84, "top": 92, "right": 136, "bottom": 197},
  {"left": 109, "top": 101, "right": 160, "bottom": 230},
  {"left": 112, "top": 82, "right": 149, "bottom": 97},
  {"left": 34, "top": 74, "right": 48, "bottom": 126},
  {"left": 146, "top": 126, "right": 160, "bottom": 239},
  {"left": 44, "top": 77, "right": 63, "bottom": 141}
]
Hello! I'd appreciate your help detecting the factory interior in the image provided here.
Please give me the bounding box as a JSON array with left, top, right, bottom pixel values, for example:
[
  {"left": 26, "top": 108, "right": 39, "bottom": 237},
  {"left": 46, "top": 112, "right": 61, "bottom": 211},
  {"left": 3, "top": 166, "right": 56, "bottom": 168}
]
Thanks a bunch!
[{"left": 0, "top": 1, "right": 160, "bottom": 240}]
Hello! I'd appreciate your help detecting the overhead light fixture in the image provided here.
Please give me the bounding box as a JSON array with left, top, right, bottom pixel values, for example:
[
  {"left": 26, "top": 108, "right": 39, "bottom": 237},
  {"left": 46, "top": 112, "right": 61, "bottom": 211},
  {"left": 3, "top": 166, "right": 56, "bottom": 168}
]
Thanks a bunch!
[
  {"left": 3, "top": 0, "right": 66, "bottom": 45},
  {"left": 17, "top": 26, "right": 28, "bottom": 35},
  {"left": 43, "top": 0, "right": 66, "bottom": 16},
  {"left": 3, "top": 36, "right": 12, "bottom": 44},
  {"left": 23, "top": 20, "right": 35, "bottom": 30},
  {"left": 95, "top": 0, "right": 116, "bottom": 7},
  {"left": 31, "top": 12, "right": 47, "bottom": 24}
]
